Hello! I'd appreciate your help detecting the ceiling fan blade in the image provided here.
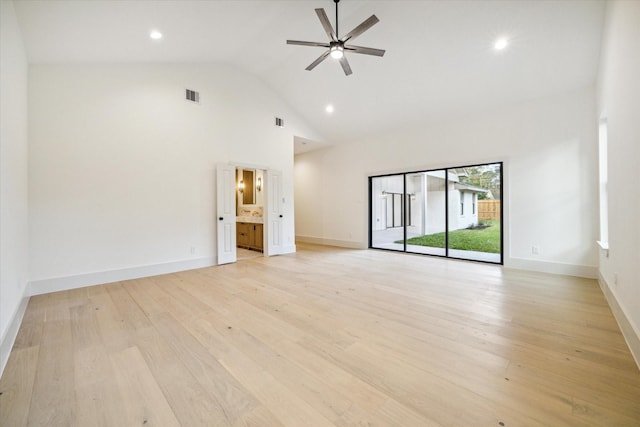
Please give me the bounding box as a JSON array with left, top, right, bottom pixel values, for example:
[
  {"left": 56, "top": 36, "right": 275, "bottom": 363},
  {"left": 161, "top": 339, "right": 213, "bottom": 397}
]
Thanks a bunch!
[
  {"left": 287, "top": 40, "right": 331, "bottom": 48},
  {"left": 339, "top": 15, "right": 379, "bottom": 43},
  {"left": 345, "top": 45, "right": 386, "bottom": 57},
  {"left": 315, "top": 8, "right": 337, "bottom": 41},
  {"left": 306, "top": 50, "right": 331, "bottom": 71},
  {"left": 339, "top": 56, "right": 353, "bottom": 76}
]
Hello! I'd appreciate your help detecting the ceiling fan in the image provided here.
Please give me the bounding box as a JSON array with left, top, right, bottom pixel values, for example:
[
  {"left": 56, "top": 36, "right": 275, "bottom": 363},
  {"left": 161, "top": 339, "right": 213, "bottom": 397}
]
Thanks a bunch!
[{"left": 286, "top": 0, "right": 385, "bottom": 76}]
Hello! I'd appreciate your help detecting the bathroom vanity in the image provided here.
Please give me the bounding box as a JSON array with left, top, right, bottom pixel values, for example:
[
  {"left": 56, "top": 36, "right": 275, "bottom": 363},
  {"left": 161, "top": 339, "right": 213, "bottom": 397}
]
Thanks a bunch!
[{"left": 236, "top": 221, "right": 263, "bottom": 252}]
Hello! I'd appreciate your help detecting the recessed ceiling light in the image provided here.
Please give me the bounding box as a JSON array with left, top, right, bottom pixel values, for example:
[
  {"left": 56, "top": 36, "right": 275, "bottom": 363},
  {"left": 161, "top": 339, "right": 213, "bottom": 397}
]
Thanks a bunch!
[
  {"left": 494, "top": 37, "right": 508, "bottom": 51},
  {"left": 326, "top": 105, "right": 335, "bottom": 114},
  {"left": 150, "top": 30, "right": 163, "bottom": 40}
]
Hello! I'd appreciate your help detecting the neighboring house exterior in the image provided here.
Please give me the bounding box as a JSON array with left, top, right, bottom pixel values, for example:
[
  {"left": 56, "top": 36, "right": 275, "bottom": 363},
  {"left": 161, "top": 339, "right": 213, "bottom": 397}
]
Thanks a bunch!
[
  {"left": 452, "top": 182, "right": 490, "bottom": 230},
  {"left": 372, "top": 171, "right": 488, "bottom": 237}
]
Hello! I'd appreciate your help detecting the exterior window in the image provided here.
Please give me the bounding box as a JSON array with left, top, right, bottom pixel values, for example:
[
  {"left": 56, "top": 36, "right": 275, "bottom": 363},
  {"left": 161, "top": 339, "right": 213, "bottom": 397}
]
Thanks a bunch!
[
  {"left": 472, "top": 194, "right": 476, "bottom": 215},
  {"left": 460, "top": 192, "right": 464, "bottom": 215}
]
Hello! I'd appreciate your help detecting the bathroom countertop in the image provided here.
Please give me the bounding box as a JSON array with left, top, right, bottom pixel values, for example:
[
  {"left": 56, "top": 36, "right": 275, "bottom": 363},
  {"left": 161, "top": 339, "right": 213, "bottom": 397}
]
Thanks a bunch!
[{"left": 236, "top": 216, "right": 263, "bottom": 224}]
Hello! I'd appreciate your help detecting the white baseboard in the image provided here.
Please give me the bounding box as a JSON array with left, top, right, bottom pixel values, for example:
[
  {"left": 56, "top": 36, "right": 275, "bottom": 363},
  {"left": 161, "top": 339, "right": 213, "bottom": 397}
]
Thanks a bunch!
[
  {"left": 0, "top": 294, "right": 30, "bottom": 378},
  {"left": 296, "top": 235, "right": 367, "bottom": 249},
  {"left": 29, "top": 256, "right": 216, "bottom": 296},
  {"left": 296, "top": 239, "right": 598, "bottom": 276},
  {"left": 598, "top": 274, "right": 640, "bottom": 369},
  {"left": 505, "top": 257, "right": 597, "bottom": 279}
]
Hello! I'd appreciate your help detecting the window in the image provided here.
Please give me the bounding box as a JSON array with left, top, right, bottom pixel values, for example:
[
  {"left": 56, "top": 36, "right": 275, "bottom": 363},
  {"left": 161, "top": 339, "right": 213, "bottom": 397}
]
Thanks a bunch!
[
  {"left": 384, "top": 192, "right": 404, "bottom": 228},
  {"left": 369, "top": 162, "right": 503, "bottom": 264}
]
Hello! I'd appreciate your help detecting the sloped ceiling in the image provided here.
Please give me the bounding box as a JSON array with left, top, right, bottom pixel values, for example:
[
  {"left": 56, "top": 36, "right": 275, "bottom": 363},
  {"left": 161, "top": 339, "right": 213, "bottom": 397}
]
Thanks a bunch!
[{"left": 13, "top": 0, "right": 605, "bottom": 150}]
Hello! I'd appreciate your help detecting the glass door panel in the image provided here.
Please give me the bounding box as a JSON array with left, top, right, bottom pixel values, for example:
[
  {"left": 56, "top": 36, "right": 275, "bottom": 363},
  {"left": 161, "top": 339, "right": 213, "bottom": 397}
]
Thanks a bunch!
[
  {"left": 446, "top": 163, "right": 502, "bottom": 263},
  {"left": 405, "top": 171, "right": 446, "bottom": 256},
  {"left": 370, "top": 175, "right": 405, "bottom": 251}
]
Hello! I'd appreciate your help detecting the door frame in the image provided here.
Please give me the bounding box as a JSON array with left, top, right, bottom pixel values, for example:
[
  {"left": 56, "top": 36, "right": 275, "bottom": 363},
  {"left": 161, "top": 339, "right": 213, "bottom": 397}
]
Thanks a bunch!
[
  {"left": 368, "top": 161, "right": 504, "bottom": 265},
  {"left": 217, "top": 161, "right": 281, "bottom": 263}
]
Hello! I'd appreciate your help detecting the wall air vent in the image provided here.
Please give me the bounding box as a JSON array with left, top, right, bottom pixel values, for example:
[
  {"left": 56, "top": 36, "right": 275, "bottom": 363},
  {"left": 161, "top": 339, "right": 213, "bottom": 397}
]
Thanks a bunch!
[
  {"left": 275, "top": 117, "right": 284, "bottom": 128},
  {"left": 186, "top": 89, "right": 200, "bottom": 103}
]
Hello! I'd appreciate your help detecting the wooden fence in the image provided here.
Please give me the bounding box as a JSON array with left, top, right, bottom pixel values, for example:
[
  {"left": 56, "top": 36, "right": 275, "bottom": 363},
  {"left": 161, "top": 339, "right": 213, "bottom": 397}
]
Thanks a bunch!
[{"left": 478, "top": 200, "right": 501, "bottom": 220}]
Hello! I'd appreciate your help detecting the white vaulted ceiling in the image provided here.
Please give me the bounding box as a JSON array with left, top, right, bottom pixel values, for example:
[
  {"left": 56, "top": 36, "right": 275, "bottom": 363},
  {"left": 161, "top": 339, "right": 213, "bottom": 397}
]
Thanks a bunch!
[{"left": 13, "top": 0, "right": 605, "bottom": 145}]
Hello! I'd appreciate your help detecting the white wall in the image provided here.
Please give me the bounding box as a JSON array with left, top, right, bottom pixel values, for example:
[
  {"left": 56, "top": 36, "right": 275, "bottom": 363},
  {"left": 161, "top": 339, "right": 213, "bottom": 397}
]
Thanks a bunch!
[
  {"left": 29, "top": 64, "right": 319, "bottom": 294},
  {"left": 295, "top": 87, "right": 598, "bottom": 277},
  {"left": 0, "top": 0, "right": 30, "bottom": 373},
  {"left": 456, "top": 191, "right": 478, "bottom": 230},
  {"left": 596, "top": 0, "right": 640, "bottom": 365}
]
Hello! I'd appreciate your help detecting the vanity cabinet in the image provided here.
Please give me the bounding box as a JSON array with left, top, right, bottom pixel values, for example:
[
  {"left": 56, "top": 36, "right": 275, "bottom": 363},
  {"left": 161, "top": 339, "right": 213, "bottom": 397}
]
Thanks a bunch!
[{"left": 237, "top": 222, "right": 263, "bottom": 252}]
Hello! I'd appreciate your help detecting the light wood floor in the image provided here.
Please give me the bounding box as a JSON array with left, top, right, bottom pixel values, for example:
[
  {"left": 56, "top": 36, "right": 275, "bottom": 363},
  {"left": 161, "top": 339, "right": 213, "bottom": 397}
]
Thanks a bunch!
[
  {"left": 236, "top": 247, "right": 263, "bottom": 262},
  {"left": 1, "top": 244, "right": 639, "bottom": 426}
]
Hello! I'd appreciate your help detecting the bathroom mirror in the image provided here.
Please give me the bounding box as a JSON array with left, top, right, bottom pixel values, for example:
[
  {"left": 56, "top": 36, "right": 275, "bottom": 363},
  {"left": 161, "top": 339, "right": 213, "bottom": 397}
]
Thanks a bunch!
[{"left": 242, "top": 169, "right": 255, "bottom": 205}]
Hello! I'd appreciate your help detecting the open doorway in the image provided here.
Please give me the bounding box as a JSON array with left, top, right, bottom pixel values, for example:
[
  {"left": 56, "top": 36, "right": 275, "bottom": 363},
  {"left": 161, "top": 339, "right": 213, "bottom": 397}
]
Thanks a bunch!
[
  {"left": 216, "top": 164, "right": 283, "bottom": 265},
  {"left": 235, "top": 167, "right": 265, "bottom": 259}
]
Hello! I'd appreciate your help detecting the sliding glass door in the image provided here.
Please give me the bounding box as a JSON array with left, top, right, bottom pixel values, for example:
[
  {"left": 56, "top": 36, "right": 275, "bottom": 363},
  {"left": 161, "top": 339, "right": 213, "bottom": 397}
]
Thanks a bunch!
[
  {"left": 369, "top": 162, "right": 503, "bottom": 264},
  {"left": 405, "top": 171, "right": 447, "bottom": 256},
  {"left": 370, "top": 174, "right": 405, "bottom": 250}
]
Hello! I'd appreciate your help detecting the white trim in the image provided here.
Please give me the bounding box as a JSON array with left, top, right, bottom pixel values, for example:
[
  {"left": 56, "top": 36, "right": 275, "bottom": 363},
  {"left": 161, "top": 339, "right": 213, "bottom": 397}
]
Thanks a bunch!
[
  {"left": 503, "top": 256, "right": 597, "bottom": 279},
  {"left": 597, "top": 241, "right": 610, "bottom": 258},
  {"left": 598, "top": 273, "right": 640, "bottom": 370},
  {"left": 281, "top": 244, "right": 297, "bottom": 255},
  {"left": 29, "top": 256, "right": 215, "bottom": 296},
  {"left": 297, "top": 238, "right": 596, "bottom": 277},
  {"left": 0, "top": 295, "right": 30, "bottom": 377},
  {"left": 296, "top": 235, "right": 367, "bottom": 249}
]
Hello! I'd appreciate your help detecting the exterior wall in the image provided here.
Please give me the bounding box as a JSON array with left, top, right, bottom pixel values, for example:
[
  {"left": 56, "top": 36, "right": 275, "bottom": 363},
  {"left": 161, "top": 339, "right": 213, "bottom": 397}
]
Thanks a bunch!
[
  {"left": 456, "top": 191, "right": 479, "bottom": 230},
  {"left": 425, "top": 190, "right": 446, "bottom": 235}
]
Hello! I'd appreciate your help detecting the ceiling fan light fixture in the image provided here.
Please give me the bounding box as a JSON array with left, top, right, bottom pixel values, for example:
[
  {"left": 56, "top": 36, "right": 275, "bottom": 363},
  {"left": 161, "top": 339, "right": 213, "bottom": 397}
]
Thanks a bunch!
[{"left": 330, "top": 45, "right": 344, "bottom": 59}]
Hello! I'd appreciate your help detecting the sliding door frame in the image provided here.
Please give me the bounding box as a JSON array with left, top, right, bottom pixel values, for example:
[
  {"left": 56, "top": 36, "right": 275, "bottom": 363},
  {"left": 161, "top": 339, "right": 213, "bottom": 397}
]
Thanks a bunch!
[{"left": 368, "top": 161, "right": 503, "bottom": 265}]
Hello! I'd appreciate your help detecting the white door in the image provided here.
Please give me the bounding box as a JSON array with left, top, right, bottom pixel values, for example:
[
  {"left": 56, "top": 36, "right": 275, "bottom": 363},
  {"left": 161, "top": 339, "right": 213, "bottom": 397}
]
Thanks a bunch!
[
  {"left": 217, "top": 164, "right": 237, "bottom": 265},
  {"left": 265, "top": 169, "right": 283, "bottom": 256}
]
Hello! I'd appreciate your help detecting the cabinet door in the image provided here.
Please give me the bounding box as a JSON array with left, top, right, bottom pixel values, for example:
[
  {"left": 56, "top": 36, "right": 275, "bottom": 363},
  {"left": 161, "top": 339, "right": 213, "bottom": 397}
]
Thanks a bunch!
[
  {"left": 237, "top": 223, "right": 250, "bottom": 247},
  {"left": 254, "top": 224, "right": 263, "bottom": 250}
]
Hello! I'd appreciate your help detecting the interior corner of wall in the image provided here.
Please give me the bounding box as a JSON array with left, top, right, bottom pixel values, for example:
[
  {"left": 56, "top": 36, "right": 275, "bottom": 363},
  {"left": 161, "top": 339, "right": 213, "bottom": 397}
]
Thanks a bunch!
[
  {"left": 597, "top": 272, "right": 640, "bottom": 370},
  {"left": 0, "top": 294, "right": 30, "bottom": 378}
]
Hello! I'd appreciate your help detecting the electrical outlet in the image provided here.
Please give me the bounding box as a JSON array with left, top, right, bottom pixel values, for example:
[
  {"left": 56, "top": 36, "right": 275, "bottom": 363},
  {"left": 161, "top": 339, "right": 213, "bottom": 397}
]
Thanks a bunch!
[
  {"left": 190, "top": 246, "right": 196, "bottom": 255},
  {"left": 532, "top": 245, "right": 540, "bottom": 255}
]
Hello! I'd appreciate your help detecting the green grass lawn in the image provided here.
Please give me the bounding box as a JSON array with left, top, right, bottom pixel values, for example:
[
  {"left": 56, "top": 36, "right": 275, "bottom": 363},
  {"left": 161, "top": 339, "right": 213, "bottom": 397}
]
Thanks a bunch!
[{"left": 398, "top": 220, "right": 501, "bottom": 253}]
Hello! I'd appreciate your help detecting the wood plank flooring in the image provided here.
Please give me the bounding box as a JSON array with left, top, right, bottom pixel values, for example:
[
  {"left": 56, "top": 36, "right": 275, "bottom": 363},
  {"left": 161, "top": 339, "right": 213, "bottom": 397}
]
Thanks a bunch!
[{"left": 1, "top": 243, "right": 639, "bottom": 426}]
